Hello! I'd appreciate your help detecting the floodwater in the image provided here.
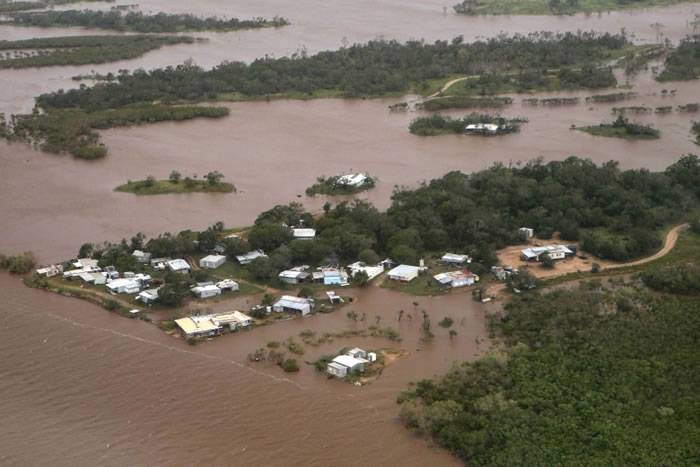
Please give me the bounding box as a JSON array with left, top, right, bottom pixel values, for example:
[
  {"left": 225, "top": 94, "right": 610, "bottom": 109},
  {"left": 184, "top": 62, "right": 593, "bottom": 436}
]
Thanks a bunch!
[{"left": 1, "top": 1, "right": 700, "bottom": 465}]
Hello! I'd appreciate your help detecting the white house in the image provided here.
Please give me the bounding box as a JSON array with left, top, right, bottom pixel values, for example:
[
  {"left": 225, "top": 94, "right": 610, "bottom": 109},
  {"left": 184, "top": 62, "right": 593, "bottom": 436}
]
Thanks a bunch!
[
  {"left": 387, "top": 264, "right": 421, "bottom": 282},
  {"left": 278, "top": 269, "right": 310, "bottom": 284},
  {"left": 73, "top": 258, "right": 99, "bottom": 269},
  {"left": 167, "top": 259, "right": 191, "bottom": 274},
  {"left": 36, "top": 264, "right": 63, "bottom": 277},
  {"left": 327, "top": 354, "right": 369, "bottom": 378},
  {"left": 292, "top": 228, "right": 316, "bottom": 240},
  {"left": 347, "top": 262, "right": 384, "bottom": 282},
  {"left": 336, "top": 173, "right": 368, "bottom": 187},
  {"left": 272, "top": 296, "right": 314, "bottom": 316},
  {"left": 199, "top": 254, "right": 227, "bottom": 269},
  {"left": 106, "top": 278, "right": 141, "bottom": 294},
  {"left": 520, "top": 245, "right": 573, "bottom": 262},
  {"left": 216, "top": 279, "right": 239, "bottom": 292},
  {"left": 211, "top": 310, "right": 253, "bottom": 331},
  {"left": 191, "top": 284, "right": 222, "bottom": 299},
  {"left": 519, "top": 227, "right": 535, "bottom": 239},
  {"left": 440, "top": 253, "right": 471, "bottom": 265},
  {"left": 236, "top": 250, "right": 267, "bottom": 265},
  {"left": 175, "top": 315, "right": 222, "bottom": 338},
  {"left": 138, "top": 287, "right": 160, "bottom": 305},
  {"left": 434, "top": 270, "right": 478, "bottom": 288},
  {"left": 132, "top": 250, "right": 151, "bottom": 263}
]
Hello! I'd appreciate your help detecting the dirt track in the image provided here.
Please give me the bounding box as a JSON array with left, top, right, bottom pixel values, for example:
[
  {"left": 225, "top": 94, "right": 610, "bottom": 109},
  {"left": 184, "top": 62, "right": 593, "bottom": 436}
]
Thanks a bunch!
[{"left": 602, "top": 223, "right": 689, "bottom": 271}]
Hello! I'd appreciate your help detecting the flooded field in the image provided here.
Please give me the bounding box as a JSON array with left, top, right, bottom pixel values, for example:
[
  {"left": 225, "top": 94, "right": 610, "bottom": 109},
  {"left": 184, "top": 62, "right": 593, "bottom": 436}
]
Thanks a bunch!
[{"left": 1, "top": 1, "right": 699, "bottom": 465}]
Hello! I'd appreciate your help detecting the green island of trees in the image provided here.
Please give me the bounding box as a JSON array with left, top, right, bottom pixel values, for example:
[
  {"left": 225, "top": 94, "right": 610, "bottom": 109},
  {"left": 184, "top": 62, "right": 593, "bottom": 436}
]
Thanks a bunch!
[
  {"left": 115, "top": 171, "right": 235, "bottom": 195},
  {"left": 0, "top": 35, "right": 195, "bottom": 69},
  {"left": 409, "top": 113, "right": 525, "bottom": 136},
  {"left": 397, "top": 269, "right": 700, "bottom": 465},
  {"left": 4, "top": 10, "right": 289, "bottom": 32},
  {"left": 578, "top": 115, "right": 660, "bottom": 140},
  {"left": 7, "top": 103, "right": 229, "bottom": 159},
  {"left": 453, "top": 0, "right": 698, "bottom": 15},
  {"left": 0, "top": 0, "right": 112, "bottom": 13},
  {"left": 305, "top": 174, "right": 376, "bottom": 196},
  {"left": 1, "top": 32, "right": 645, "bottom": 157},
  {"left": 658, "top": 35, "right": 700, "bottom": 81}
]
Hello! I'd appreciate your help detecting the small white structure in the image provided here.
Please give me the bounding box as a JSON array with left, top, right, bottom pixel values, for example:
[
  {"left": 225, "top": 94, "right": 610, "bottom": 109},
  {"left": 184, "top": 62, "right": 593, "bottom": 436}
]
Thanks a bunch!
[
  {"left": 166, "top": 259, "right": 191, "bottom": 274},
  {"left": 73, "top": 258, "right": 99, "bottom": 270},
  {"left": 278, "top": 269, "right": 310, "bottom": 284},
  {"left": 132, "top": 250, "right": 151, "bottom": 264},
  {"left": 272, "top": 295, "right": 314, "bottom": 316},
  {"left": 191, "top": 284, "right": 222, "bottom": 299},
  {"left": 520, "top": 245, "right": 573, "bottom": 262},
  {"left": 106, "top": 278, "right": 141, "bottom": 294},
  {"left": 138, "top": 287, "right": 160, "bottom": 305},
  {"left": 327, "top": 354, "right": 369, "bottom": 379},
  {"left": 322, "top": 269, "right": 348, "bottom": 286},
  {"left": 464, "top": 123, "right": 500, "bottom": 134},
  {"left": 347, "top": 262, "right": 384, "bottom": 282},
  {"left": 216, "top": 279, "right": 239, "bottom": 292},
  {"left": 326, "top": 291, "right": 344, "bottom": 304},
  {"left": 236, "top": 250, "right": 267, "bottom": 265},
  {"left": 440, "top": 253, "right": 471, "bottom": 265},
  {"left": 336, "top": 173, "right": 368, "bottom": 187},
  {"left": 36, "top": 264, "right": 63, "bottom": 277},
  {"left": 434, "top": 270, "right": 478, "bottom": 288},
  {"left": 292, "top": 228, "right": 316, "bottom": 240},
  {"left": 199, "top": 254, "right": 226, "bottom": 269},
  {"left": 387, "top": 264, "right": 421, "bottom": 282},
  {"left": 347, "top": 347, "right": 368, "bottom": 359},
  {"left": 519, "top": 227, "right": 535, "bottom": 239}
]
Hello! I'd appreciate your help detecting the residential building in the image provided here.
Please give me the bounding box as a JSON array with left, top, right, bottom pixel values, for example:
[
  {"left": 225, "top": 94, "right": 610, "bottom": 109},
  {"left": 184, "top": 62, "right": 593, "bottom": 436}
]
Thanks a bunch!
[
  {"left": 72, "top": 258, "right": 99, "bottom": 269},
  {"left": 216, "top": 279, "right": 239, "bottom": 292},
  {"left": 326, "top": 354, "right": 369, "bottom": 378},
  {"left": 212, "top": 310, "right": 253, "bottom": 331},
  {"left": 440, "top": 253, "right": 471, "bottom": 264},
  {"left": 106, "top": 278, "right": 141, "bottom": 294},
  {"left": 236, "top": 250, "right": 267, "bottom": 265},
  {"left": 174, "top": 315, "right": 222, "bottom": 338},
  {"left": 520, "top": 245, "right": 574, "bottom": 262},
  {"left": 132, "top": 250, "right": 151, "bottom": 263},
  {"left": 166, "top": 259, "right": 191, "bottom": 274},
  {"left": 322, "top": 269, "right": 348, "bottom": 286},
  {"left": 519, "top": 227, "right": 535, "bottom": 239},
  {"left": 387, "top": 264, "right": 421, "bottom": 282},
  {"left": 346, "top": 347, "right": 368, "bottom": 359},
  {"left": 434, "top": 270, "right": 478, "bottom": 288},
  {"left": 272, "top": 296, "right": 314, "bottom": 316},
  {"left": 191, "top": 284, "right": 222, "bottom": 299},
  {"left": 336, "top": 173, "right": 368, "bottom": 187},
  {"left": 347, "top": 262, "right": 384, "bottom": 282},
  {"left": 36, "top": 264, "right": 63, "bottom": 277},
  {"left": 292, "top": 228, "right": 316, "bottom": 240},
  {"left": 278, "top": 269, "right": 310, "bottom": 284},
  {"left": 199, "top": 254, "right": 227, "bottom": 269},
  {"left": 138, "top": 287, "right": 160, "bottom": 305}
]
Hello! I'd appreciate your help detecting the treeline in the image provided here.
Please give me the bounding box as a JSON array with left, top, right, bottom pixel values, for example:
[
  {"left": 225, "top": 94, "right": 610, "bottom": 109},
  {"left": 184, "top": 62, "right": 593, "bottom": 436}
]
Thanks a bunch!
[
  {"left": 0, "top": 251, "right": 36, "bottom": 274},
  {"left": 658, "top": 35, "right": 700, "bottom": 82},
  {"left": 641, "top": 263, "right": 700, "bottom": 294},
  {"left": 36, "top": 32, "right": 632, "bottom": 110},
  {"left": 409, "top": 113, "right": 523, "bottom": 136},
  {"left": 417, "top": 96, "right": 512, "bottom": 111},
  {"left": 0, "top": 0, "right": 112, "bottom": 13},
  {"left": 0, "top": 35, "right": 194, "bottom": 69},
  {"left": 398, "top": 285, "right": 700, "bottom": 464},
  {"left": 7, "top": 104, "right": 229, "bottom": 159},
  {"left": 454, "top": 0, "right": 690, "bottom": 15},
  {"left": 5, "top": 10, "right": 289, "bottom": 32}
]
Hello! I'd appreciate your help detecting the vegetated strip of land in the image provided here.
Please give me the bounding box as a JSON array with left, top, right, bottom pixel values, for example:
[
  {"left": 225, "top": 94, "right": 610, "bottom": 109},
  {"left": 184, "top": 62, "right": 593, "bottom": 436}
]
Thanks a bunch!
[
  {"left": 4, "top": 10, "right": 289, "bottom": 32},
  {"left": 657, "top": 35, "right": 700, "bottom": 81},
  {"left": 453, "top": 0, "right": 698, "bottom": 16},
  {"left": 409, "top": 113, "right": 524, "bottom": 136},
  {"left": 416, "top": 96, "right": 513, "bottom": 111},
  {"left": 577, "top": 115, "right": 660, "bottom": 140},
  {"left": 0, "top": 32, "right": 645, "bottom": 158},
  {"left": 0, "top": 35, "right": 195, "bottom": 69},
  {"left": 115, "top": 173, "right": 235, "bottom": 195},
  {"left": 0, "top": 0, "right": 112, "bottom": 13}
]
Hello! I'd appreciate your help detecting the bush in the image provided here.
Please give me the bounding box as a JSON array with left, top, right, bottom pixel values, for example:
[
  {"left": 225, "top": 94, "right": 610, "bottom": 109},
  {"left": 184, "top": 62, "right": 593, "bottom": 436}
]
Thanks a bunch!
[
  {"left": 0, "top": 251, "right": 36, "bottom": 274},
  {"left": 279, "top": 358, "right": 300, "bottom": 372},
  {"left": 438, "top": 317, "right": 454, "bottom": 328}
]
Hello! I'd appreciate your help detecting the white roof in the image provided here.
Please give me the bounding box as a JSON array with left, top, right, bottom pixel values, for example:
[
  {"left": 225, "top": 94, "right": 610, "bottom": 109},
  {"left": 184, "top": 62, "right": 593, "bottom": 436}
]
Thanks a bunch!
[
  {"left": 275, "top": 295, "right": 312, "bottom": 309},
  {"left": 236, "top": 250, "right": 267, "bottom": 263},
  {"left": 175, "top": 316, "right": 220, "bottom": 335},
  {"left": 332, "top": 354, "right": 368, "bottom": 369},
  {"left": 279, "top": 270, "right": 308, "bottom": 279},
  {"left": 441, "top": 253, "right": 470, "bottom": 263},
  {"left": 465, "top": 123, "right": 499, "bottom": 132},
  {"left": 434, "top": 270, "right": 476, "bottom": 285},
  {"left": 216, "top": 279, "right": 238, "bottom": 288},
  {"left": 132, "top": 250, "right": 150, "bottom": 257},
  {"left": 193, "top": 284, "right": 220, "bottom": 293},
  {"left": 347, "top": 262, "right": 384, "bottom": 281},
  {"left": 201, "top": 254, "right": 226, "bottom": 262},
  {"left": 139, "top": 288, "right": 159, "bottom": 298},
  {"left": 388, "top": 264, "right": 420, "bottom": 276},
  {"left": 337, "top": 173, "right": 367, "bottom": 186},
  {"left": 211, "top": 310, "right": 252, "bottom": 326},
  {"left": 521, "top": 245, "right": 573, "bottom": 258},
  {"left": 292, "top": 228, "right": 316, "bottom": 239},
  {"left": 167, "top": 259, "right": 190, "bottom": 271},
  {"left": 106, "top": 278, "right": 139, "bottom": 291}
]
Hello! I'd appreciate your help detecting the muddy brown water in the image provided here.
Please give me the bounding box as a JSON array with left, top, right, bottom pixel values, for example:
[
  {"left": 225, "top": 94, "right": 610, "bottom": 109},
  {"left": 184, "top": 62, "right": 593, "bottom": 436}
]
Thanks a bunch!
[{"left": 1, "top": 2, "right": 700, "bottom": 465}]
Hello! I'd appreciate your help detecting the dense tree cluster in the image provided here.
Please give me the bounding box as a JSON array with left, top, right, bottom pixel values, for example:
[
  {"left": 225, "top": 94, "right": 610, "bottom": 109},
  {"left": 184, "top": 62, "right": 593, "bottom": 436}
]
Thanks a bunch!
[
  {"left": 641, "top": 264, "right": 700, "bottom": 294},
  {"left": 579, "top": 115, "right": 660, "bottom": 141},
  {"left": 35, "top": 32, "right": 631, "bottom": 110},
  {"left": 658, "top": 35, "right": 700, "bottom": 81},
  {"left": 454, "top": 0, "right": 689, "bottom": 15},
  {"left": 398, "top": 286, "right": 700, "bottom": 465},
  {"left": 6, "top": 10, "right": 289, "bottom": 32},
  {"left": 0, "top": 0, "right": 112, "bottom": 14},
  {"left": 409, "top": 113, "right": 523, "bottom": 136},
  {"left": 0, "top": 35, "right": 194, "bottom": 69},
  {"left": 418, "top": 96, "right": 512, "bottom": 111},
  {"left": 0, "top": 251, "right": 36, "bottom": 274}
]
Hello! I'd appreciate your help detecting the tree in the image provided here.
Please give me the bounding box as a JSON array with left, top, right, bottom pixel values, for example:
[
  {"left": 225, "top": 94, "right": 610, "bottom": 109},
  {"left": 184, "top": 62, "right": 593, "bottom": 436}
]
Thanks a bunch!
[
  {"left": 351, "top": 270, "right": 369, "bottom": 287},
  {"left": 248, "top": 256, "right": 277, "bottom": 280},
  {"left": 358, "top": 248, "right": 380, "bottom": 265},
  {"left": 169, "top": 170, "right": 181, "bottom": 183},
  {"left": 248, "top": 224, "right": 293, "bottom": 252},
  {"left": 159, "top": 273, "right": 190, "bottom": 307},
  {"left": 540, "top": 252, "right": 555, "bottom": 269},
  {"left": 78, "top": 242, "right": 94, "bottom": 258},
  {"left": 205, "top": 170, "right": 224, "bottom": 185},
  {"left": 449, "top": 329, "right": 458, "bottom": 339},
  {"left": 144, "top": 175, "right": 155, "bottom": 187}
]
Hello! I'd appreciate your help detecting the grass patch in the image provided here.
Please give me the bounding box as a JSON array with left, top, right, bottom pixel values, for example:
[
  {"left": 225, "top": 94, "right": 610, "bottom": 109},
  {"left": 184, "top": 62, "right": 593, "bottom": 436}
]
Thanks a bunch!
[
  {"left": 115, "top": 179, "right": 235, "bottom": 195},
  {"left": 577, "top": 116, "right": 659, "bottom": 140}
]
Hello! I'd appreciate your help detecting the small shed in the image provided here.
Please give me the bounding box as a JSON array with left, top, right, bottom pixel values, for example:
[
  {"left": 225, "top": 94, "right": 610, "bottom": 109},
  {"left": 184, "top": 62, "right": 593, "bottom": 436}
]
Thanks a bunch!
[
  {"left": 278, "top": 269, "right": 310, "bottom": 284},
  {"left": 236, "top": 250, "right": 267, "bottom": 265},
  {"left": 292, "top": 228, "right": 316, "bottom": 240},
  {"left": 200, "top": 254, "right": 226, "bottom": 269},
  {"left": 216, "top": 279, "right": 239, "bottom": 292},
  {"left": 191, "top": 284, "right": 222, "bottom": 299},
  {"left": 272, "top": 296, "right": 314, "bottom": 316},
  {"left": 167, "top": 259, "right": 191, "bottom": 274},
  {"left": 441, "top": 253, "right": 471, "bottom": 264}
]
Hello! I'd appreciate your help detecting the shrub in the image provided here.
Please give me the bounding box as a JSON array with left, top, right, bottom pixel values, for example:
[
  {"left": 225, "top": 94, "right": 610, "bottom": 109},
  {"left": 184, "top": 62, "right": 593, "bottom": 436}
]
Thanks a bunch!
[{"left": 279, "top": 358, "right": 300, "bottom": 372}]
